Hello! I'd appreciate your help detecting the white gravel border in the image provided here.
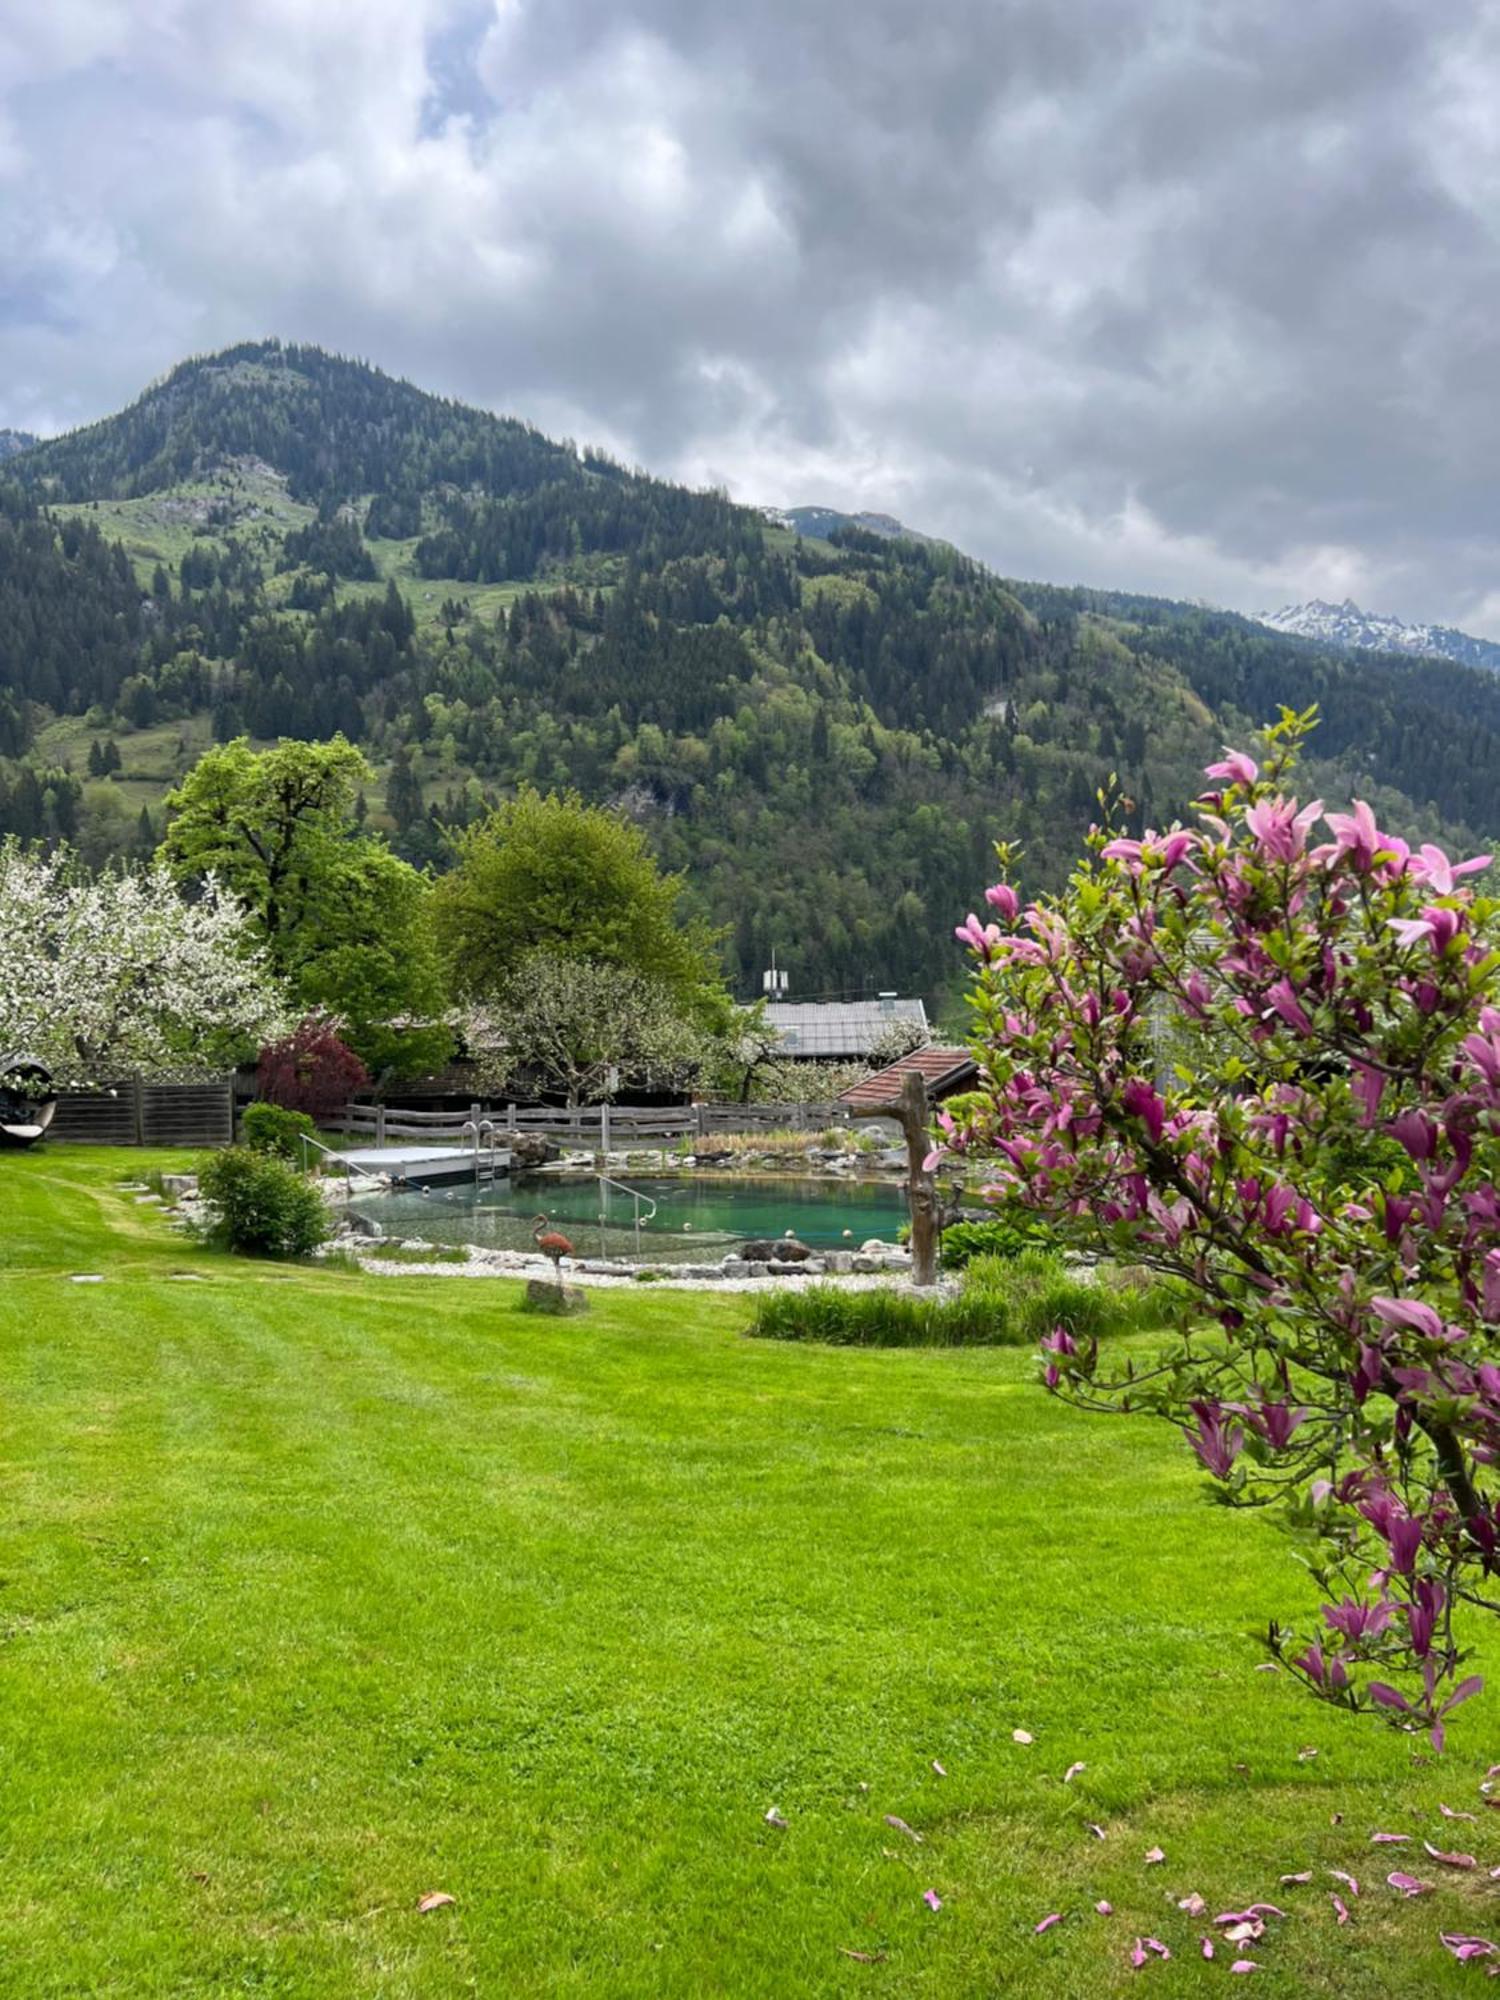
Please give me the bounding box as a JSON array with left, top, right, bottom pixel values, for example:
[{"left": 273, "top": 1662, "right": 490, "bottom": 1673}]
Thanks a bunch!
[{"left": 351, "top": 1246, "right": 945, "bottom": 1294}]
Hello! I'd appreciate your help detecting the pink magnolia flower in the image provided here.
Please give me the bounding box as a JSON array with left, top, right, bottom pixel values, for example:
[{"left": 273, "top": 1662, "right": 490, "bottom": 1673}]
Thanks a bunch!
[
  {"left": 1369, "top": 1295, "right": 1443, "bottom": 1340},
  {"left": 1184, "top": 1399, "right": 1244, "bottom": 1480},
  {"left": 1120, "top": 1077, "right": 1166, "bottom": 1145},
  {"left": 1206, "top": 749, "right": 1259, "bottom": 786},
  {"left": 1265, "top": 978, "right": 1314, "bottom": 1036},
  {"left": 984, "top": 882, "right": 1019, "bottom": 920},
  {"left": 1245, "top": 795, "right": 1322, "bottom": 863},
  {"left": 1322, "top": 799, "right": 1383, "bottom": 870},
  {"left": 1411, "top": 843, "right": 1491, "bottom": 895},
  {"left": 1321, "top": 1595, "right": 1393, "bottom": 1644}
]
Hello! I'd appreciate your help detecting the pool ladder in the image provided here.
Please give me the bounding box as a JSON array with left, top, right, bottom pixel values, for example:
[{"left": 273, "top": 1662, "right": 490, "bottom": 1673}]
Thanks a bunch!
[{"left": 597, "top": 1174, "right": 657, "bottom": 1256}]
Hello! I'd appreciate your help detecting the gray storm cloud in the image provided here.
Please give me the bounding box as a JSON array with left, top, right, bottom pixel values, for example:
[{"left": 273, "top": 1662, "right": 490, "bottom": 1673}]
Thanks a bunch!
[{"left": 1, "top": 0, "right": 1497, "bottom": 628}]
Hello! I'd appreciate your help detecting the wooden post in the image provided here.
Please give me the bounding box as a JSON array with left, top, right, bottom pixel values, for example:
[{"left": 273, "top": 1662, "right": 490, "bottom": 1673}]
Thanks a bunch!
[
  {"left": 898, "top": 1070, "right": 939, "bottom": 1287},
  {"left": 375, "top": 1104, "right": 387, "bottom": 1148},
  {"left": 131, "top": 1073, "right": 146, "bottom": 1148},
  {"left": 600, "top": 1100, "right": 610, "bottom": 1165}
]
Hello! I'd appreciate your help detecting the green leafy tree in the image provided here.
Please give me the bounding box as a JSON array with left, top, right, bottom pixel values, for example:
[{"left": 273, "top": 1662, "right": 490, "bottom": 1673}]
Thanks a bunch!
[
  {"left": 432, "top": 786, "right": 726, "bottom": 1017},
  {"left": 161, "top": 737, "right": 449, "bottom": 1077}
]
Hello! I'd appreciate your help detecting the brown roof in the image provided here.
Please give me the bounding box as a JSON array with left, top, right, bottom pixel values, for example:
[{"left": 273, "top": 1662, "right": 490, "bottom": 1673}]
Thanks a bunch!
[{"left": 839, "top": 1045, "right": 978, "bottom": 1113}]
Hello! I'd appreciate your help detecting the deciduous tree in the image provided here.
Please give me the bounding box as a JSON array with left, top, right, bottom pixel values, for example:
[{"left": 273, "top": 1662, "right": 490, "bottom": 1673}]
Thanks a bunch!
[{"left": 940, "top": 713, "right": 1500, "bottom": 1745}]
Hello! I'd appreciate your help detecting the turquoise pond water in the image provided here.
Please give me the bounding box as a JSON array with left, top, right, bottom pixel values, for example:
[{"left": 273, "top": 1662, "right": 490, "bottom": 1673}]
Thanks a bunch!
[{"left": 350, "top": 1174, "right": 910, "bottom": 1264}]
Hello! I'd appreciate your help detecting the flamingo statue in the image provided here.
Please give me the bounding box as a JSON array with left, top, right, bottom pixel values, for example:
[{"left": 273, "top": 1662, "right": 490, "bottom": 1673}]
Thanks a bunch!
[{"left": 532, "top": 1214, "right": 574, "bottom": 1284}]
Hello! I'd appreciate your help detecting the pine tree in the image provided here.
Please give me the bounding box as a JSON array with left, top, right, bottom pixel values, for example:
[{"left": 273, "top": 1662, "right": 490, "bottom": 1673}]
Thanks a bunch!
[{"left": 384, "top": 744, "right": 424, "bottom": 830}]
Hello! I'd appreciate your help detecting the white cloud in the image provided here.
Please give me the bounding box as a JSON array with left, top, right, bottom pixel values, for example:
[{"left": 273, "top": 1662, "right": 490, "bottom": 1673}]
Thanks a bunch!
[{"left": 0, "top": 0, "right": 1496, "bottom": 629}]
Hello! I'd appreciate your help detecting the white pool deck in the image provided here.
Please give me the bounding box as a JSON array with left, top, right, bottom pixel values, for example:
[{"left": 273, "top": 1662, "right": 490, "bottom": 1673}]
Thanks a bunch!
[{"left": 331, "top": 1145, "right": 512, "bottom": 1189}]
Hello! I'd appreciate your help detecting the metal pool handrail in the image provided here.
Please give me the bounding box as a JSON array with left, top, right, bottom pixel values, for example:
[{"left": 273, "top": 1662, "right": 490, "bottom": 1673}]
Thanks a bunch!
[
  {"left": 597, "top": 1174, "right": 657, "bottom": 1255},
  {"left": 298, "top": 1128, "right": 397, "bottom": 1195}
]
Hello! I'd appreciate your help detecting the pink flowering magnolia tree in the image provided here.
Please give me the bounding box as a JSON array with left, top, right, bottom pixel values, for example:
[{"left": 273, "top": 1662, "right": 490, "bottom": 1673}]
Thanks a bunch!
[{"left": 938, "top": 712, "right": 1500, "bottom": 1746}]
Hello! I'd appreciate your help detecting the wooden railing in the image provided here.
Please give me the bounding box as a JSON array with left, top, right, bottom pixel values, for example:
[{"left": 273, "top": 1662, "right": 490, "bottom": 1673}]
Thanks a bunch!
[{"left": 323, "top": 1101, "right": 857, "bottom": 1147}]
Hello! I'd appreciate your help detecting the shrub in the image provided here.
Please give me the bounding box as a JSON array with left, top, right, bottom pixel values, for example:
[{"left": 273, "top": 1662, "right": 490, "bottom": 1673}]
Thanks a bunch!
[
  {"left": 197, "top": 1146, "right": 330, "bottom": 1258},
  {"left": 941, "top": 1214, "right": 1055, "bottom": 1269},
  {"left": 257, "top": 1016, "right": 369, "bottom": 1122},
  {"left": 240, "top": 1101, "right": 318, "bottom": 1163}
]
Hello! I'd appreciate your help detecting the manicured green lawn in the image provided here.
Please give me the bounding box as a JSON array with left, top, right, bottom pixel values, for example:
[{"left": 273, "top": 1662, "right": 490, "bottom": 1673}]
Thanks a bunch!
[{"left": 1, "top": 1147, "right": 1495, "bottom": 1996}]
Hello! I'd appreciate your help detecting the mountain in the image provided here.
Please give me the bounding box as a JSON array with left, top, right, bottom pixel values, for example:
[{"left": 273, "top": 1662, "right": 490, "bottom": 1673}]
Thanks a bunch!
[
  {"left": 4, "top": 338, "right": 1500, "bottom": 1006},
  {"left": 1258, "top": 597, "right": 1500, "bottom": 675},
  {"left": 0, "top": 430, "right": 35, "bottom": 461},
  {"left": 776, "top": 504, "right": 939, "bottom": 545}
]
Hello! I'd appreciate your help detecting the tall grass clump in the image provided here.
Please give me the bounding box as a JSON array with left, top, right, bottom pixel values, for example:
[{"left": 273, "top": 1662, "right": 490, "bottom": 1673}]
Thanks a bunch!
[{"left": 747, "top": 1251, "right": 1174, "bottom": 1349}]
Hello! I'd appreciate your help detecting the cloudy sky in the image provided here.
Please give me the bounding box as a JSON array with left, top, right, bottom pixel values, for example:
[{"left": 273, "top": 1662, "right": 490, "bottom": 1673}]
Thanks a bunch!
[{"left": 3, "top": 1, "right": 1498, "bottom": 628}]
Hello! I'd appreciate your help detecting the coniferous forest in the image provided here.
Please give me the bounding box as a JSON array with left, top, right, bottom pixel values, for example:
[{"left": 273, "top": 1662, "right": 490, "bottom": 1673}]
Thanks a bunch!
[{"left": 4, "top": 339, "right": 1500, "bottom": 1005}]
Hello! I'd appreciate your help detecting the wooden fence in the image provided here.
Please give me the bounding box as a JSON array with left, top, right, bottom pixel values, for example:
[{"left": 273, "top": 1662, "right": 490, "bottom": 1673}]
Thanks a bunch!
[
  {"left": 48, "top": 1076, "right": 236, "bottom": 1148},
  {"left": 324, "top": 1100, "right": 858, "bottom": 1148}
]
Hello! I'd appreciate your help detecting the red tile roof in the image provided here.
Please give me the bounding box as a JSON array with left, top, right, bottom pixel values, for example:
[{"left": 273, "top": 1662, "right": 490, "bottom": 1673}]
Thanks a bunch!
[{"left": 839, "top": 1045, "right": 978, "bottom": 1113}]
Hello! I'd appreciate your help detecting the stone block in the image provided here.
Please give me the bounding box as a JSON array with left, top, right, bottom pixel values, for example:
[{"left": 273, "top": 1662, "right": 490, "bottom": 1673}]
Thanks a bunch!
[{"left": 521, "top": 1280, "right": 589, "bottom": 1315}]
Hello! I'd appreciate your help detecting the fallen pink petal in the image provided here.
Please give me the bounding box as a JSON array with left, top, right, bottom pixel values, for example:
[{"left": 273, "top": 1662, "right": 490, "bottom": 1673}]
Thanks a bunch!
[
  {"left": 1179, "top": 1893, "right": 1207, "bottom": 1915},
  {"left": 1331, "top": 1894, "right": 1350, "bottom": 1925},
  {"left": 764, "top": 1807, "right": 789, "bottom": 1829},
  {"left": 1063, "top": 1762, "right": 1086, "bottom": 1784},
  {"left": 1279, "top": 1872, "right": 1312, "bottom": 1885},
  {"left": 1012, "top": 1729, "right": 1034, "bottom": 1745},
  {"left": 1130, "top": 1939, "right": 1148, "bottom": 1969},
  {"left": 1096, "top": 1901, "right": 1113, "bottom": 1916},
  {"left": 1230, "top": 1962, "right": 1260, "bottom": 1975},
  {"left": 1386, "top": 1872, "right": 1433, "bottom": 1896},
  {"left": 1370, "top": 1832, "right": 1411, "bottom": 1844},
  {"left": 1442, "top": 1934, "right": 1499, "bottom": 1963},
  {"left": 922, "top": 1889, "right": 942, "bottom": 1912},
  {"left": 884, "top": 1815, "right": 922, "bottom": 1843},
  {"left": 931, "top": 1761, "right": 947, "bottom": 1778},
  {"left": 1328, "top": 1869, "right": 1360, "bottom": 1896},
  {"left": 1439, "top": 1804, "right": 1478, "bottom": 1822},
  {"left": 1144, "top": 1937, "right": 1170, "bottom": 1959},
  {"left": 1087, "top": 1823, "right": 1107, "bottom": 1841},
  {"left": 1201, "top": 1937, "right": 1215, "bottom": 1960},
  {"left": 1143, "top": 1846, "right": 1165, "bottom": 1865},
  {"left": 1034, "top": 1913, "right": 1063, "bottom": 1934},
  {"left": 1423, "top": 1841, "right": 1477, "bottom": 1869},
  {"left": 417, "top": 1892, "right": 455, "bottom": 1914}
]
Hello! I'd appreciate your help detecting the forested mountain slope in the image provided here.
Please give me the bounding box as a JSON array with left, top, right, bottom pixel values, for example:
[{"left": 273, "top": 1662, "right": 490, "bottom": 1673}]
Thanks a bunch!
[{"left": 2, "top": 340, "right": 1497, "bottom": 1003}]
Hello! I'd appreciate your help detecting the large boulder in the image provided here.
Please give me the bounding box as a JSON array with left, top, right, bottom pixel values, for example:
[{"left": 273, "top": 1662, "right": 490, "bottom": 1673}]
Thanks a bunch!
[
  {"left": 521, "top": 1279, "right": 588, "bottom": 1315},
  {"left": 509, "top": 1131, "right": 556, "bottom": 1169}
]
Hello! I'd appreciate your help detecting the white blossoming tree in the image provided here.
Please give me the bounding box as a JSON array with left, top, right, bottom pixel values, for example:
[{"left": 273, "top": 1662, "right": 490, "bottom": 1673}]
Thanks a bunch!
[{"left": 0, "top": 841, "right": 284, "bottom": 1084}]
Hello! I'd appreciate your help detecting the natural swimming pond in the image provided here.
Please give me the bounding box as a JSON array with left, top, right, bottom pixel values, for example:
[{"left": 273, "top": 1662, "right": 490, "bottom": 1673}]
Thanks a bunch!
[{"left": 350, "top": 1174, "right": 910, "bottom": 1264}]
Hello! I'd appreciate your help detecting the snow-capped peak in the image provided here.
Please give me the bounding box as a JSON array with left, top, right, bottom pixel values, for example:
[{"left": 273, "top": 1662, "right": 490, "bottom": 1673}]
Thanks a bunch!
[{"left": 1257, "top": 598, "right": 1500, "bottom": 674}]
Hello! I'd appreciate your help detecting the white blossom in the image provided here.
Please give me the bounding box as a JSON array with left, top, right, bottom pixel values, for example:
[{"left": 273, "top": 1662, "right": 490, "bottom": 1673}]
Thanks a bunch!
[{"left": 0, "top": 841, "right": 286, "bottom": 1085}]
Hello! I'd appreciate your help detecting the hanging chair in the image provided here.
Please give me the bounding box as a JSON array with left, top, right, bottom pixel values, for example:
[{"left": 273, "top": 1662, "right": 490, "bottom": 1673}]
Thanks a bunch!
[{"left": 0, "top": 1055, "right": 57, "bottom": 1147}]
